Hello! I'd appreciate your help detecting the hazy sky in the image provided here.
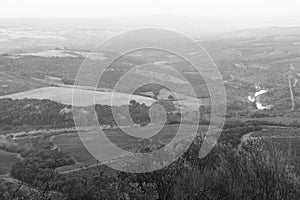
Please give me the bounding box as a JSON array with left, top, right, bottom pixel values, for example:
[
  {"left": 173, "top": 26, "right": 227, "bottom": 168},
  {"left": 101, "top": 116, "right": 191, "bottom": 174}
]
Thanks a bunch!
[{"left": 1, "top": 0, "right": 300, "bottom": 20}]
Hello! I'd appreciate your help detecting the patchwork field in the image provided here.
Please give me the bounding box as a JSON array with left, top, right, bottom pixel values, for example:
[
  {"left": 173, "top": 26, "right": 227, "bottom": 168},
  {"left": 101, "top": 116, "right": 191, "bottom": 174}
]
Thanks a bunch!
[
  {"left": 16, "top": 49, "right": 107, "bottom": 61},
  {"left": 228, "top": 117, "right": 300, "bottom": 125},
  {"left": 0, "top": 71, "right": 46, "bottom": 96},
  {"left": 53, "top": 133, "right": 97, "bottom": 166},
  {"left": 0, "top": 150, "right": 20, "bottom": 175},
  {"left": 251, "top": 126, "right": 300, "bottom": 138},
  {"left": 53, "top": 124, "right": 207, "bottom": 172},
  {"left": 0, "top": 86, "right": 156, "bottom": 106}
]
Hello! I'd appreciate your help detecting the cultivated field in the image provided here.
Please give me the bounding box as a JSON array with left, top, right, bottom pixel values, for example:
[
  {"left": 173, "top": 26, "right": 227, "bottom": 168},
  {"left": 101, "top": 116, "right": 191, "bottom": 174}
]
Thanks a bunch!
[
  {"left": 53, "top": 124, "right": 207, "bottom": 172},
  {"left": 228, "top": 117, "right": 300, "bottom": 125},
  {"left": 0, "top": 86, "right": 156, "bottom": 106},
  {"left": 0, "top": 71, "right": 46, "bottom": 96},
  {"left": 53, "top": 133, "right": 97, "bottom": 166},
  {"left": 251, "top": 127, "right": 300, "bottom": 138},
  {"left": 16, "top": 49, "right": 107, "bottom": 61},
  {"left": 0, "top": 150, "right": 20, "bottom": 175}
]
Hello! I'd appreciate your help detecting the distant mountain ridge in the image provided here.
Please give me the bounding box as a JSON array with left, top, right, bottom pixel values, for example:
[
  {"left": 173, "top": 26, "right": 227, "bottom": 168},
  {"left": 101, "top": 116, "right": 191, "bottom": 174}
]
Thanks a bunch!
[{"left": 222, "top": 26, "right": 300, "bottom": 40}]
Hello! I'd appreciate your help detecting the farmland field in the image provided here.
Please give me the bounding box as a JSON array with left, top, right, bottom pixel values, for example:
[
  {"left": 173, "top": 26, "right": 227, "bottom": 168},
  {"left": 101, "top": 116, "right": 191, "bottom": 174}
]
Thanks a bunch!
[
  {"left": 53, "top": 124, "right": 207, "bottom": 171},
  {"left": 251, "top": 127, "right": 300, "bottom": 138},
  {"left": 0, "top": 71, "right": 46, "bottom": 96},
  {"left": 0, "top": 150, "right": 20, "bottom": 175},
  {"left": 228, "top": 117, "right": 300, "bottom": 125},
  {"left": 53, "top": 133, "right": 97, "bottom": 166},
  {"left": 0, "top": 86, "right": 155, "bottom": 106}
]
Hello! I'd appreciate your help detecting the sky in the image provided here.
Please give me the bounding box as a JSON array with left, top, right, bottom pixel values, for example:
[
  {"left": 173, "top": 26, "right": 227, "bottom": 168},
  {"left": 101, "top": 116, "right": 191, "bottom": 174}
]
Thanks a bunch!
[
  {"left": 1, "top": 0, "right": 300, "bottom": 20},
  {"left": 1, "top": 0, "right": 300, "bottom": 34}
]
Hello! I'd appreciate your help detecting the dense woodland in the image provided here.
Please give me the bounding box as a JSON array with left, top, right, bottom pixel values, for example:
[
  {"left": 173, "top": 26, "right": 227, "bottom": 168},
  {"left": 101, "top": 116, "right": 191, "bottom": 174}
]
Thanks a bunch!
[
  {"left": 0, "top": 98, "right": 155, "bottom": 132},
  {"left": 0, "top": 98, "right": 74, "bottom": 132}
]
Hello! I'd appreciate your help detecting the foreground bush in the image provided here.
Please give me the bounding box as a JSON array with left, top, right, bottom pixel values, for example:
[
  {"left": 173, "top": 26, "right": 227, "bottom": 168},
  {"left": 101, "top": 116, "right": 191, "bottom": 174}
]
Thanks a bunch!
[{"left": 174, "top": 141, "right": 300, "bottom": 200}]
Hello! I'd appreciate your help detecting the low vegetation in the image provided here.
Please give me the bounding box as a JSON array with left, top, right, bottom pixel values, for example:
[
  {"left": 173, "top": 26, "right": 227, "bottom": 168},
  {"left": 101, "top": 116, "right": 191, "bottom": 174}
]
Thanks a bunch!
[{"left": 0, "top": 98, "right": 300, "bottom": 199}]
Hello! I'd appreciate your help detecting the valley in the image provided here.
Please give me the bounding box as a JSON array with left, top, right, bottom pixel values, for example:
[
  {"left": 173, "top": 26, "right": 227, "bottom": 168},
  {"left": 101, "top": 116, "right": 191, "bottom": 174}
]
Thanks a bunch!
[{"left": 1, "top": 21, "right": 300, "bottom": 199}]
